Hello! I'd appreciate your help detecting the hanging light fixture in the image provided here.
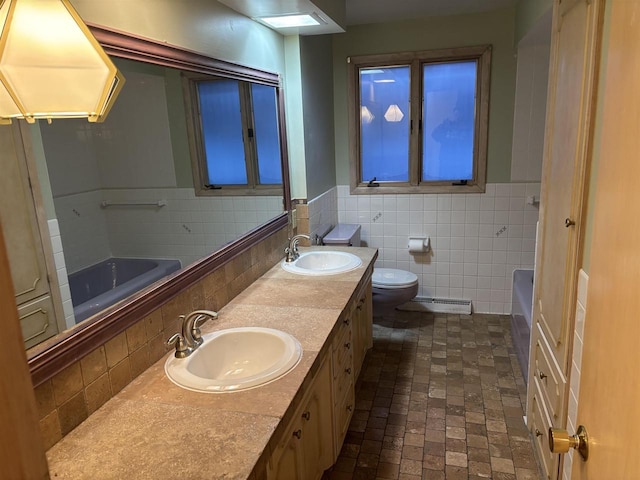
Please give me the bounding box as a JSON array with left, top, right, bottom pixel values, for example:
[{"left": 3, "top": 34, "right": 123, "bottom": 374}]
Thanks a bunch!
[
  {"left": 0, "top": 0, "right": 124, "bottom": 124},
  {"left": 360, "top": 105, "right": 375, "bottom": 124},
  {"left": 384, "top": 104, "right": 404, "bottom": 122}
]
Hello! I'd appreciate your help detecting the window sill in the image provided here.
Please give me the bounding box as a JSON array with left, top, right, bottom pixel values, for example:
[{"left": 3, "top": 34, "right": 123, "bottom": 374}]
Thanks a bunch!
[
  {"left": 195, "top": 187, "right": 283, "bottom": 197},
  {"left": 349, "top": 183, "right": 486, "bottom": 195}
]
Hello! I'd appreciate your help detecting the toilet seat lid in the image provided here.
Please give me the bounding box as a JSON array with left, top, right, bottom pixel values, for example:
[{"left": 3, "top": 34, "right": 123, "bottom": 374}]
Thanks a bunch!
[{"left": 372, "top": 268, "right": 418, "bottom": 289}]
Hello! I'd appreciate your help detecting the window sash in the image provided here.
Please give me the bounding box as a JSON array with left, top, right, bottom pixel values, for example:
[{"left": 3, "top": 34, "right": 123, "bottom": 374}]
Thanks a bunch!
[
  {"left": 184, "top": 73, "right": 285, "bottom": 196},
  {"left": 348, "top": 45, "right": 491, "bottom": 194}
]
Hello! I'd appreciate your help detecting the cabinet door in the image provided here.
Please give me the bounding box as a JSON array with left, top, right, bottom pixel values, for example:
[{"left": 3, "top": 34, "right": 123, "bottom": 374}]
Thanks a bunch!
[
  {"left": 0, "top": 124, "right": 50, "bottom": 306},
  {"left": 267, "top": 417, "right": 303, "bottom": 480},
  {"left": 18, "top": 295, "right": 59, "bottom": 349},
  {"left": 533, "top": 0, "right": 600, "bottom": 367},
  {"left": 300, "top": 354, "right": 334, "bottom": 480},
  {"left": 268, "top": 353, "right": 334, "bottom": 480},
  {"left": 527, "top": 1, "right": 603, "bottom": 478},
  {"left": 353, "top": 280, "right": 372, "bottom": 379}
]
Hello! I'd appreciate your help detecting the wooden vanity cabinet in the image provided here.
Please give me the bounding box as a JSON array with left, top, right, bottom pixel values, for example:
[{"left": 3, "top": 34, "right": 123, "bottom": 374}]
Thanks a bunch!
[
  {"left": 352, "top": 280, "right": 372, "bottom": 380},
  {"left": 332, "top": 272, "right": 372, "bottom": 458},
  {"left": 267, "top": 353, "right": 334, "bottom": 480},
  {"left": 266, "top": 272, "right": 374, "bottom": 480}
]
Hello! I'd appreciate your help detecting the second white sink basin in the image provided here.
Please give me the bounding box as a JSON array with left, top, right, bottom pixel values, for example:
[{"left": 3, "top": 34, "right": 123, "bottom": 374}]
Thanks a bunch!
[
  {"left": 282, "top": 250, "right": 362, "bottom": 276},
  {"left": 165, "top": 327, "right": 302, "bottom": 393}
]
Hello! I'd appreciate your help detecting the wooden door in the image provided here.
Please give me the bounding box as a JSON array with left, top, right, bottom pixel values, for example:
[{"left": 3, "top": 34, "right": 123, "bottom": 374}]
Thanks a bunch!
[
  {"left": 533, "top": 0, "right": 601, "bottom": 369},
  {"left": 528, "top": 1, "right": 603, "bottom": 477},
  {"left": 0, "top": 223, "right": 50, "bottom": 478},
  {"left": 571, "top": 1, "right": 640, "bottom": 478},
  {"left": 0, "top": 124, "right": 50, "bottom": 306}
]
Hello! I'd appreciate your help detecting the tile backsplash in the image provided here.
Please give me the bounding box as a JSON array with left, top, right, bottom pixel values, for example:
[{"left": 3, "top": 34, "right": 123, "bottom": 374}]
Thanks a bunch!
[
  {"left": 34, "top": 226, "right": 288, "bottom": 450},
  {"left": 303, "top": 183, "right": 540, "bottom": 315}
]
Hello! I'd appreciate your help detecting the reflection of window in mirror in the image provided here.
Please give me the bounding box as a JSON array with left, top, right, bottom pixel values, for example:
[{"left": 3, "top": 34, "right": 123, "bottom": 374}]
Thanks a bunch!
[
  {"left": 5, "top": 56, "right": 285, "bottom": 345},
  {"left": 184, "top": 76, "right": 284, "bottom": 196}
]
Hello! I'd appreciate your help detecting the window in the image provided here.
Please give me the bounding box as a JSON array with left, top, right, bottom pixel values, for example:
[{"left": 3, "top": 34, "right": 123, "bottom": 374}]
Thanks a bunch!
[
  {"left": 185, "top": 75, "right": 284, "bottom": 195},
  {"left": 348, "top": 45, "right": 491, "bottom": 194}
]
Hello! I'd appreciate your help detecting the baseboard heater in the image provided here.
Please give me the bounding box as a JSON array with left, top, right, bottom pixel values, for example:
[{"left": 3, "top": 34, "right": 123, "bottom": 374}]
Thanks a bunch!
[{"left": 396, "top": 296, "right": 472, "bottom": 315}]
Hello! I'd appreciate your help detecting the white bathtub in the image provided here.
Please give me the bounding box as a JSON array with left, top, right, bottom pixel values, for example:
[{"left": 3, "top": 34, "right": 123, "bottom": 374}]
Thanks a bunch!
[
  {"left": 69, "top": 257, "right": 181, "bottom": 324},
  {"left": 511, "top": 269, "right": 534, "bottom": 383}
]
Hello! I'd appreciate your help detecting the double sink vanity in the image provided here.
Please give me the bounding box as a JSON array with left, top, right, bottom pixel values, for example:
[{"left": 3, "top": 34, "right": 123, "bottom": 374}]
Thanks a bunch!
[{"left": 46, "top": 246, "right": 377, "bottom": 479}]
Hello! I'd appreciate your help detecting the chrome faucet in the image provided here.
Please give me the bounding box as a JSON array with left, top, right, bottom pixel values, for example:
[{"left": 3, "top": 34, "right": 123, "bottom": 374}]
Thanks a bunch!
[
  {"left": 284, "top": 234, "right": 310, "bottom": 263},
  {"left": 167, "top": 309, "right": 218, "bottom": 358}
]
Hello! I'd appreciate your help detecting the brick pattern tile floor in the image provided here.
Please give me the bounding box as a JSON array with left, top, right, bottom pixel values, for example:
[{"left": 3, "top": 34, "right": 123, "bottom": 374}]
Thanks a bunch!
[{"left": 324, "top": 310, "right": 541, "bottom": 480}]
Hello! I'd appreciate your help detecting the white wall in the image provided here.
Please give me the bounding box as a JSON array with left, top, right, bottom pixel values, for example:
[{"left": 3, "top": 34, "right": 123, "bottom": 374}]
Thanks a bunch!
[
  {"left": 95, "top": 70, "right": 176, "bottom": 189},
  {"left": 510, "top": 11, "right": 551, "bottom": 182}
]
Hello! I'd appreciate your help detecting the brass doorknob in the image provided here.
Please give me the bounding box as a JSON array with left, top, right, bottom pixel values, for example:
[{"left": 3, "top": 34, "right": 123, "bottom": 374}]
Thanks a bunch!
[{"left": 549, "top": 425, "right": 589, "bottom": 461}]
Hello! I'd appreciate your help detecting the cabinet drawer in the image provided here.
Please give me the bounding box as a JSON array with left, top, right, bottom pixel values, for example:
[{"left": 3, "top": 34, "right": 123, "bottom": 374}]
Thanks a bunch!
[
  {"left": 19, "top": 295, "right": 59, "bottom": 349},
  {"left": 530, "top": 378, "right": 556, "bottom": 480},
  {"left": 332, "top": 328, "right": 352, "bottom": 378},
  {"left": 532, "top": 323, "right": 566, "bottom": 421},
  {"left": 332, "top": 315, "right": 352, "bottom": 352},
  {"left": 333, "top": 352, "right": 354, "bottom": 406},
  {"left": 334, "top": 386, "right": 355, "bottom": 456}
]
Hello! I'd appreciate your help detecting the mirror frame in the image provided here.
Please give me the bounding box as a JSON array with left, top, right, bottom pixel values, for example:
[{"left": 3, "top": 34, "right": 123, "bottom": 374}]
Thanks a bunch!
[{"left": 27, "top": 24, "right": 292, "bottom": 387}]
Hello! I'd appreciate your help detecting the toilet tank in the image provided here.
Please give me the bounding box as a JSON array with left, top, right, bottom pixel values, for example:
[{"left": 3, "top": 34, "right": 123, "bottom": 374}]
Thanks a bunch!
[{"left": 323, "top": 224, "right": 361, "bottom": 247}]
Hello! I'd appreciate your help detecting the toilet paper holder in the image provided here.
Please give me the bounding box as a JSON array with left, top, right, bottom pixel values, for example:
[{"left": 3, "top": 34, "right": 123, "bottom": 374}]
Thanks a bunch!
[{"left": 408, "top": 236, "right": 430, "bottom": 254}]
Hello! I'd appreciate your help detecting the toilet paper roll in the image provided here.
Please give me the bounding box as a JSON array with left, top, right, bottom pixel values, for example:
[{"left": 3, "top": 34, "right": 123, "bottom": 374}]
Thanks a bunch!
[{"left": 408, "top": 238, "right": 426, "bottom": 253}]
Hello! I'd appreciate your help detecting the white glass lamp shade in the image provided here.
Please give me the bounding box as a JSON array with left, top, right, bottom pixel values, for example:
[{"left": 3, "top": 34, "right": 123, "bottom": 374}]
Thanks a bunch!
[
  {"left": 360, "top": 105, "right": 375, "bottom": 124},
  {"left": 384, "top": 104, "right": 404, "bottom": 122},
  {"left": 0, "top": 0, "right": 124, "bottom": 124}
]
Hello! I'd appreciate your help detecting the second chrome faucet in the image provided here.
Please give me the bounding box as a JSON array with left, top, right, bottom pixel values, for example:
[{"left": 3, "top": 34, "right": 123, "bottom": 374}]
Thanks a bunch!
[
  {"left": 167, "top": 309, "right": 218, "bottom": 358},
  {"left": 284, "top": 234, "right": 310, "bottom": 263}
]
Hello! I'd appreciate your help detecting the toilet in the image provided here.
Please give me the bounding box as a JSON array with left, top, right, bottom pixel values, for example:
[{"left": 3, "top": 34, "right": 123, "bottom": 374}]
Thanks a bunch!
[
  {"left": 317, "top": 223, "right": 419, "bottom": 312},
  {"left": 371, "top": 268, "right": 419, "bottom": 311}
]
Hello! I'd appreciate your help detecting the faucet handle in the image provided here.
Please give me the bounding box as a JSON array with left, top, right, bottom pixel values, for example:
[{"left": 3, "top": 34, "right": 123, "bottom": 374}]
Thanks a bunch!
[
  {"left": 167, "top": 333, "right": 190, "bottom": 358},
  {"left": 191, "top": 311, "right": 218, "bottom": 345}
]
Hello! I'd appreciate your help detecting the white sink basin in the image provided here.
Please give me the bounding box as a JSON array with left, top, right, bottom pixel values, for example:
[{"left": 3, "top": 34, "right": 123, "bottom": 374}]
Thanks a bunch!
[
  {"left": 282, "top": 250, "right": 362, "bottom": 276},
  {"left": 165, "top": 327, "right": 302, "bottom": 393}
]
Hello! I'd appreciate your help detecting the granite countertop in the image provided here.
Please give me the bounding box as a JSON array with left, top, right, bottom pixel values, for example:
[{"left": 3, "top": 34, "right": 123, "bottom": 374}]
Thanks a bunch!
[{"left": 46, "top": 247, "right": 377, "bottom": 480}]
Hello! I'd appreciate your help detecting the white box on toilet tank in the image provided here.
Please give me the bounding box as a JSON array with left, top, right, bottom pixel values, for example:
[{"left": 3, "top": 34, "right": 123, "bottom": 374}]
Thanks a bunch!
[{"left": 323, "top": 224, "right": 361, "bottom": 247}]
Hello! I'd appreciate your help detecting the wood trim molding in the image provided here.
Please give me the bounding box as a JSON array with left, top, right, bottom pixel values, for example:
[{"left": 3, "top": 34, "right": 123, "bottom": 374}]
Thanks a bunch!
[{"left": 88, "top": 24, "right": 280, "bottom": 86}]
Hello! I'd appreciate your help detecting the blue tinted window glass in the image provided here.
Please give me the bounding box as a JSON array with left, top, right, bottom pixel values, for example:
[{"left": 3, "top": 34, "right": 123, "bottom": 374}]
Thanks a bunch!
[
  {"left": 422, "top": 61, "right": 477, "bottom": 182},
  {"left": 360, "top": 66, "right": 410, "bottom": 182},
  {"left": 252, "top": 84, "right": 282, "bottom": 184},
  {"left": 198, "top": 80, "right": 247, "bottom": 185}
]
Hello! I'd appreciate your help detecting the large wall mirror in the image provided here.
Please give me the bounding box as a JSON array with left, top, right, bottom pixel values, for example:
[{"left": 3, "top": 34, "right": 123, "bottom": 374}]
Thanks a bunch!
[{"left": 26, "top": 25, "right": 291, "bottom": 384}]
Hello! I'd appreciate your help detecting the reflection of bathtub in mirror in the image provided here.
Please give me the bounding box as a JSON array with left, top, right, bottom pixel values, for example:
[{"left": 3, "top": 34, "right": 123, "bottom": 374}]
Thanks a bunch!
[{"left": 70, "top": 258, "right": 181, "bottom": 324}]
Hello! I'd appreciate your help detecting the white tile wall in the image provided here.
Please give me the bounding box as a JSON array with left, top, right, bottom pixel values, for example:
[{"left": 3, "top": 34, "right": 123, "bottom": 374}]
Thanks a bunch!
[
  {"left": 101, "top": 188, "right": 282, "bottom": 268},
  {"left": 54, "top": 190, "right": 111, "bottom": 274},
  {"left": 307, "top": 187, "right": 338, "bottom": 235},
  {"left": 563, "top": 269, "right": 588, "bottom": 480},
  {"left": 54, "top": 188, "right": 282, "bottom": 273},
  {"left": 48, "top": 219, "right": 76, "bottom": 328},
  {"left": 336, "top": 182, "right": 541, "bottom": 314}
]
